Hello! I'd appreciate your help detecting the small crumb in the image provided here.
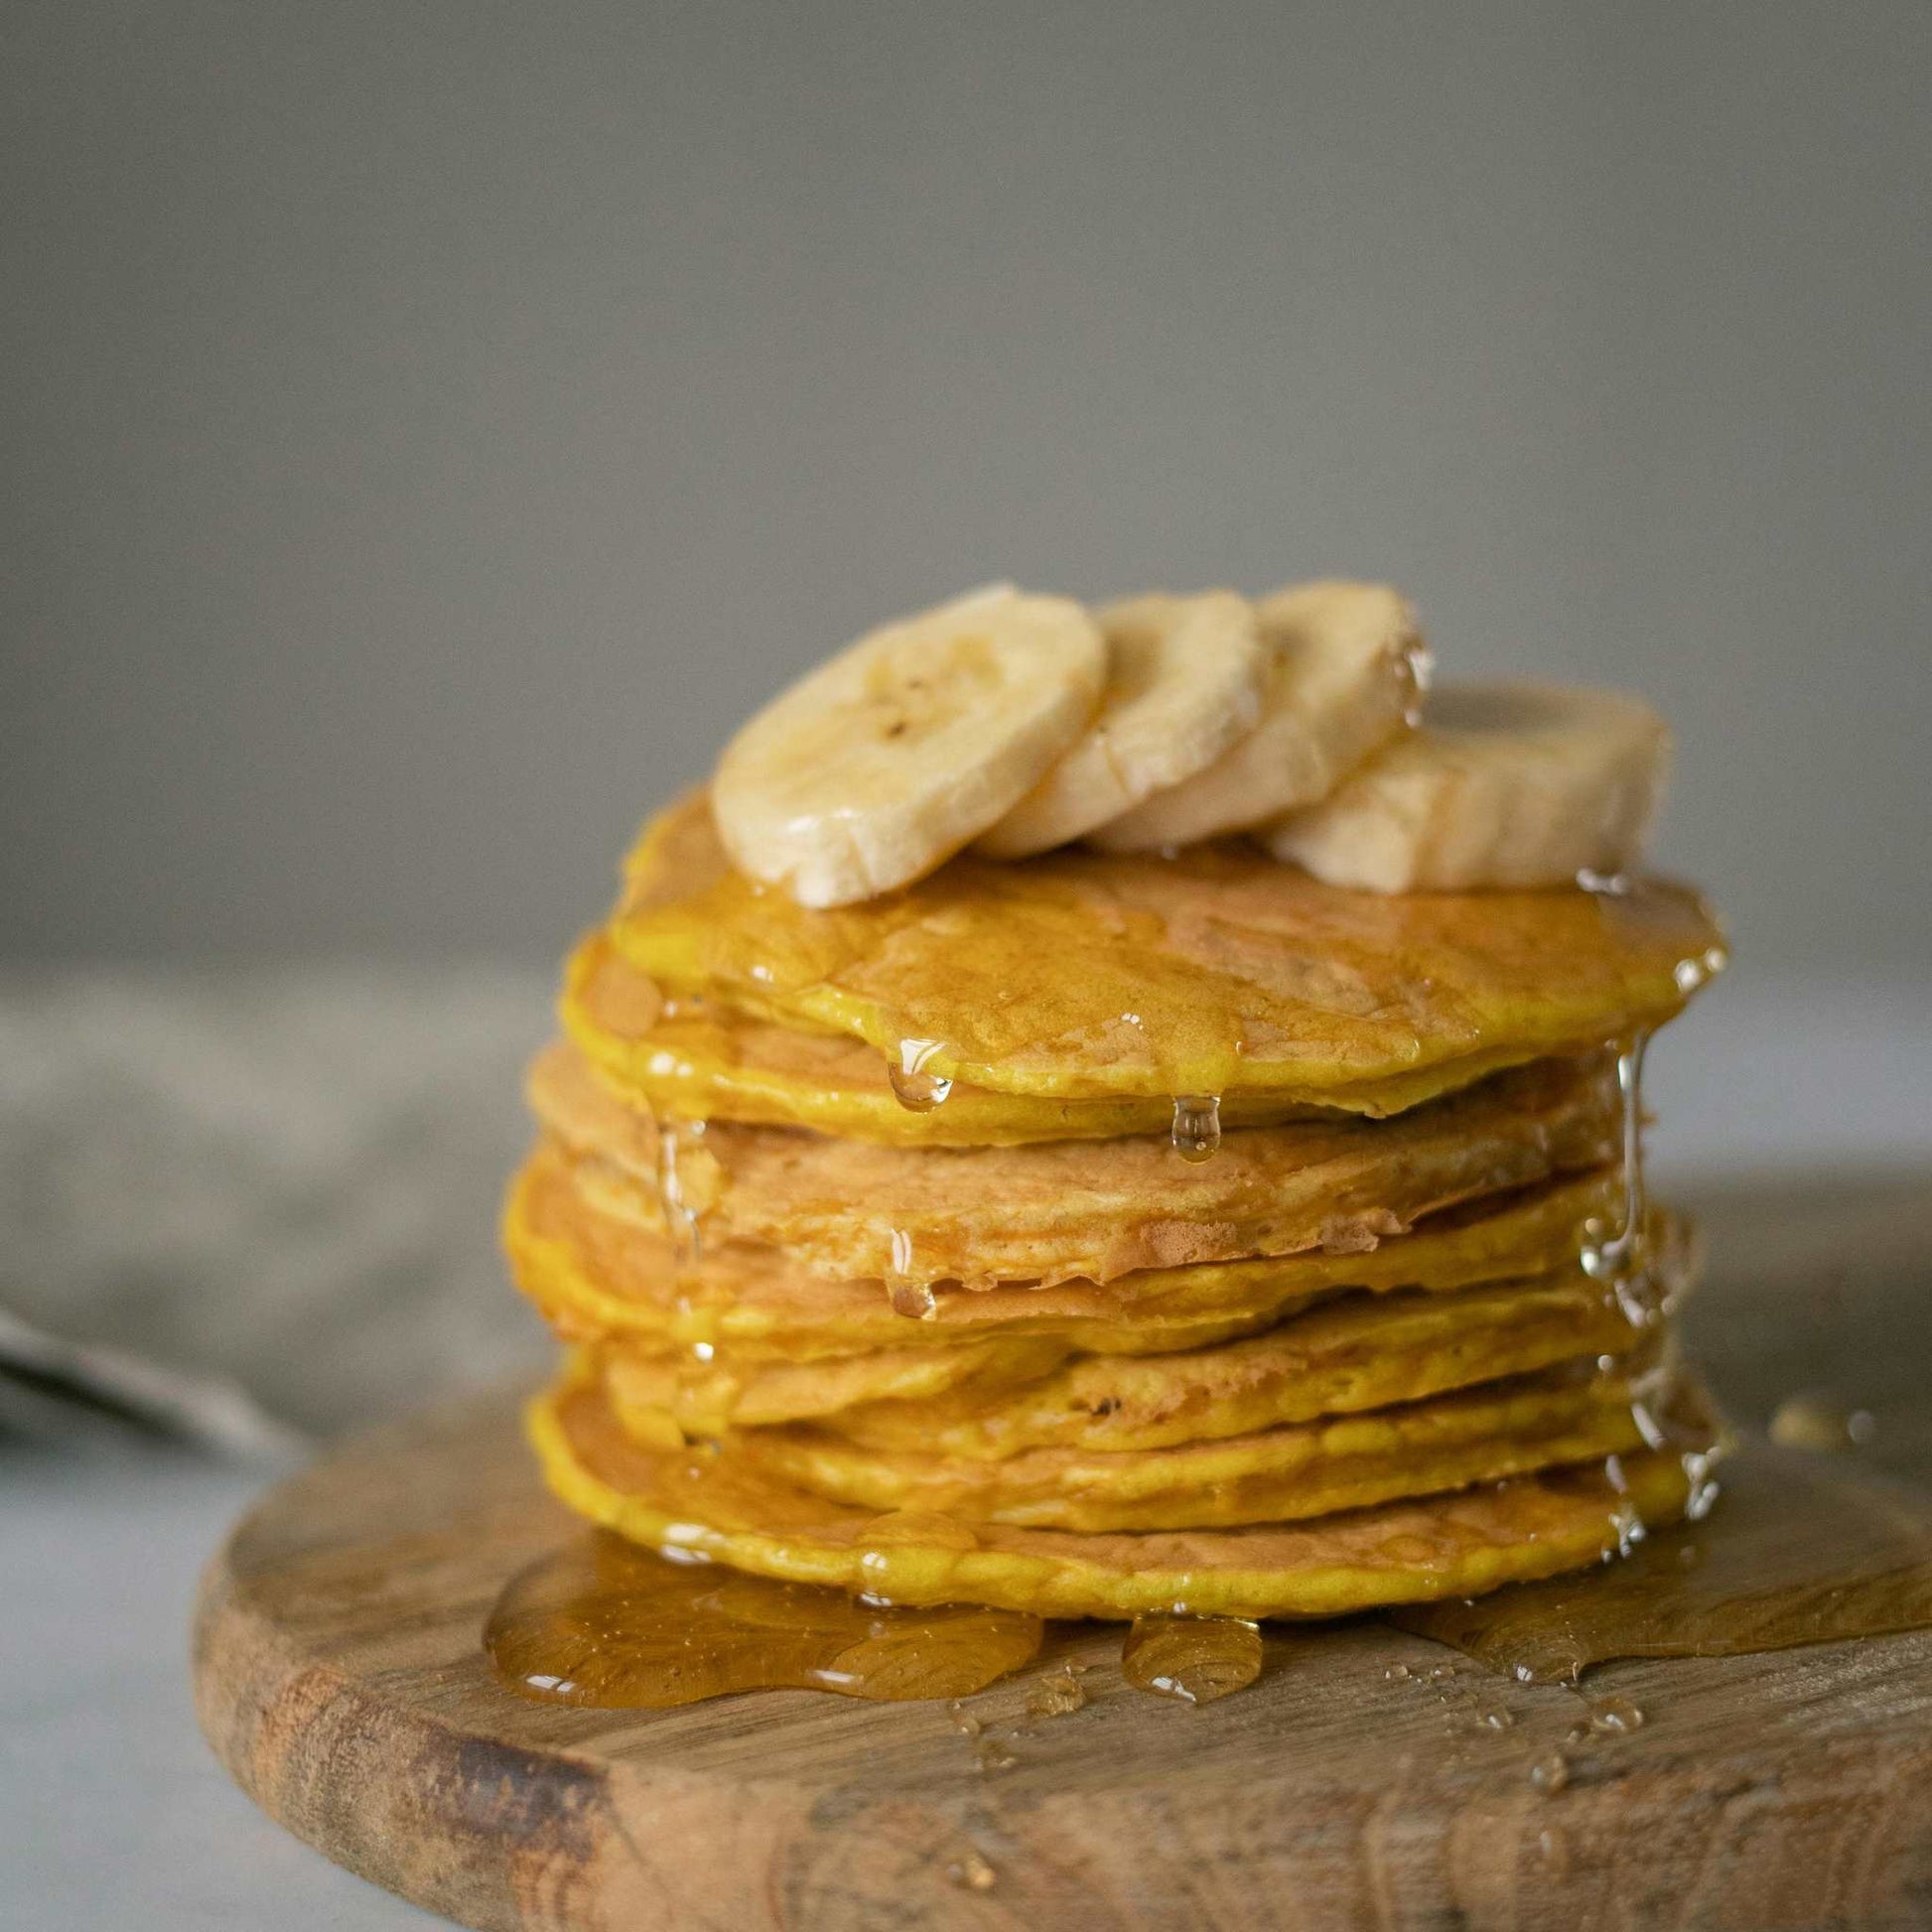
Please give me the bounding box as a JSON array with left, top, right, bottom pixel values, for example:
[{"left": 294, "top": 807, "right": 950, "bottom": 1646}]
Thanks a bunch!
[
  {"left": 946, "top": 1700, "right": 981, "bottom": 1739},
  {"left": 975, "top": 1739, "right": 1018, "bottom": 1774},
  {"left": 1529, "top": 1751, "right": 1571, "bottom": 1796}
]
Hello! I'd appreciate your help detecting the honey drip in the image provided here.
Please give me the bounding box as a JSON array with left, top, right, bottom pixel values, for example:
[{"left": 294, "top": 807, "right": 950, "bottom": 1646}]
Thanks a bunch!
[
  {"left": 885, "top": 1226, "right": 935, "bottom": 1318},
  {"left": 486, "top": 1532, "right": 1042, "bottom": 1708},
  {"left": 1391, "top": 1443, "right": 1932, "bottom": 1683},
  {"left": 1170, "top": 1093, "right": 1222, "bottom": 1164},
  {"left": 1580, "top": 1035, "right": 1647, "bottom": 1293},
  {"left": 889, "top": 1038, "right": 954, "bottom": 1113},
  {"left": 1120, "top": 1614, "right": 1264, "bottom": 1703},
  {"left": 655, "top": 1120, "right": 705, "bottom": 1266}
]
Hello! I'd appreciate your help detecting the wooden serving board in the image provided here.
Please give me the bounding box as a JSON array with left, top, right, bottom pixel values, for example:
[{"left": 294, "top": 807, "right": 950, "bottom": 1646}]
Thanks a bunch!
[{"left": 194, "top": 1178, "right": 1932, "bottom": 1931}]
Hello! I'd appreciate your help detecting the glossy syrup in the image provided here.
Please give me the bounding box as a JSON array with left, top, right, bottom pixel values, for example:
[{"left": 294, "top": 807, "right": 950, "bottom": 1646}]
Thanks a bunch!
[
  {"left": 1170, "top": 1094, "right": 1223, "bottom": 1163},
  {"left": 1579, "top": 1034, "right": 1648, "bottom": 1295},
  {"left": 486, "top": 1532, "right": 1042, "bottom": 1708},
  {"left": 654, "top": 1119, "right": 705, "bottom": 1266},
  {"left": 885, "top": 1226, "right": 937, "bottom": 1318},
  {"left": 889, "top": 1038, "right": 954, "bottom": 1113},
  {"left": 1391, "top": 1442, "right": 1932, "bottom": 1683},
  {"left": 1120, "top": 1614, "right": 1264, "bottom": 1703}
]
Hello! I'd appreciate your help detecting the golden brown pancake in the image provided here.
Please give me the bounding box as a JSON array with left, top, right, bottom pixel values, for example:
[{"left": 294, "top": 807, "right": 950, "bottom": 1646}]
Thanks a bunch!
[
  {"left": 505, "top": 1152, "right": 1671, "bottom": 1360},
  {"left": 565, "top": 932, "right": 1591, "bottom": 1144},
  {"left": 530, "top": 1369, "right": 1720, "bottom": 1620},
  {"left": 588, "top": 1256, "right": 1668, "bottom": 1438},
  {"left": 813, "top": 1271, "right": 1663, "bottom": 1454},
  {"left": 679, "top": 1355, "right": 1663, "bottom": 1532},
  {"left": 528, "top": 1041, "right": 1620, "bottom": 1287},
  {"left": 608, "top": 791, "right": 1725, "bottom": 1103}
]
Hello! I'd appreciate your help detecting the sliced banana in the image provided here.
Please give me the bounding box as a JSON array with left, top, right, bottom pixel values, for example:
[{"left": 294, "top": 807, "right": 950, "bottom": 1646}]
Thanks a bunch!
[
  {"left": 1091, "top": 580, "right": 1424, "bottom": 851},
  {"left": 711, "top": 585, "right": 1106, "bottom": 907},
  {"left": 1262, "top": 683, "right": 1670, "bottom": 893},
  {"left": 975, "top": 591, "right": 1268, "bottom": 859}
]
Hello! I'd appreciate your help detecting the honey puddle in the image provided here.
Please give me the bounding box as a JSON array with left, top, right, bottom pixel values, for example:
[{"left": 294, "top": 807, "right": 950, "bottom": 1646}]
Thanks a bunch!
[
  {"left": 1391, "top": 1442, "right": 1932, "bottom": 1683},
  {"left": 487, "top": 1531, "right": 1041, "bottom": 1708}
]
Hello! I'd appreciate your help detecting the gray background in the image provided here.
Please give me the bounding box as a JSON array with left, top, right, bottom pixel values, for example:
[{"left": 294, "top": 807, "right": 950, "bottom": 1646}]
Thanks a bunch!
[{"left": 5, "top": 0, "right": 1929, "bottom": 975}]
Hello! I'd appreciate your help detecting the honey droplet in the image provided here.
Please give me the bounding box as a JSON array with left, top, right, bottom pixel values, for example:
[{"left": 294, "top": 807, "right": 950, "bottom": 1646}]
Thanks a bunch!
[
  {"left": 889, "top": 1038, "right": 954, "bottom": 1113},
  {"left": 1026, "top": 1665, "right": 1088, "bottom": 1720},
  {"left": 1383, "top": 1661, "right": 1413, "bottom": 1683},
  {"left": 975, "top": 1737, "right": 1018, "bottom": 1773},
  {"left": 1529, "top": 1751, "right": 1571, "bottom": 1796},
  {"left": 947, "top": 1699, "right": 982, "bottom": 1738},
  {"left": 1475, "top": 1706, "right": 1515, "bottom": 1731},
  {"left": 485, "top": 1532, "right": 1041, "bottom": 1709},
  {"left": 946, "top": 1850, "right": 997, "bottom": 1891},
  {"left": 1587, "top": 1694, "right": 1644, "bottom": 1734},
  {"left": 1769, "top": 1393, "right": 1876, "bottom": 1452},
  {"left": 1170, "top": 1093, "right": 1222, "bottom": 1163},
  {"left": 1576, "top": 868, "right": 1631, "bottom": 896},
  {"left": 1121, "top": 1613, "right": 1263, "bottom": 1704}
]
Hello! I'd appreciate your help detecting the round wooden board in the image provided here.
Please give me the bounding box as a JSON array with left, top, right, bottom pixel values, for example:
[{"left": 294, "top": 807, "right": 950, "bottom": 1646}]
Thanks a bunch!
[{"left": 194, "top": 1384, "right": 1932, "bottom": 1932}]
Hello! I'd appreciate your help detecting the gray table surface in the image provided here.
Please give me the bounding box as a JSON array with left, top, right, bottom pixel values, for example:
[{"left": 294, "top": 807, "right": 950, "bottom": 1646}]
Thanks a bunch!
[{"left": 4, "top": 971, "right": 1929, "bottom": 1930}]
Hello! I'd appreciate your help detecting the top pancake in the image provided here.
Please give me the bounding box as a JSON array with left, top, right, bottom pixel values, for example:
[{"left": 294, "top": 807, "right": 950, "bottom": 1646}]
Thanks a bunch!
[
  {"left": 565, "top": 933, "right": 1576, "bottom": 1145},
  {"left": 608, "top": 793, "right": 1725, "bottom": 1104}
]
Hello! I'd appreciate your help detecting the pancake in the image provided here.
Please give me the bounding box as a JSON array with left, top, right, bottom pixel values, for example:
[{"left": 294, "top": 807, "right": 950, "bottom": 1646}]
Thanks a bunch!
[
  {"left": 814, "top": 1270, "right": 1665, "bottom": 1455},
  {"left": 505, "top": 1154, "right": 1666, "bottom": 1360},
  {"left": 529, "top": 1042, "right": 1621, "bottom": 1287},
  {"left": 530, "top": 1370, "right": 1721, "bottom": 1620},
  {"left": 566, "top": 932, "right": 1585, "bottom": 1144},
  {"left": 705, "top": 1354, "right": 1662, "bottom": 1532},
  {"left": 609, "top": 791, "right": 1725, "bottom": 1103},
  {"left": 594, "top": 1266, "right": 1654, "bottom": 1438}
]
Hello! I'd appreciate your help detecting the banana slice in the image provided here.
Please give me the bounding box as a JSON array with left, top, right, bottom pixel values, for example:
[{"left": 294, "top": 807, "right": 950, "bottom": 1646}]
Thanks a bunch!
[
  {"left": 712, "top": 585, "right": 1106, "bottom": 906},
  {"left": 974, "top": 592, "right": 1268, "bottom": 859},
  {"left": 1091, "top": 580, "right": 1424, "bottom": 851},
  {"left": 1262, "top": 683, "right": 1670, "bottom": 892}
]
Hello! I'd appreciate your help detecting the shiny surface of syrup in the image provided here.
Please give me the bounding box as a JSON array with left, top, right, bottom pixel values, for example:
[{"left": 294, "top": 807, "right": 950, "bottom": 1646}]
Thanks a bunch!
[
  {"left": 487, "top": 1532, "right": 1042, "bottom": 1708},
  {"left": 889, "top": 1038, "right": 954, "bottom": 1112},
  {"left": 654, "top": 1120, "right": 705, "bottom": 1265},
  {"left": 1170, "top": 1094, "right": 1223, "bottom": 1163},
  {"left": 1392, "top": 1441, "right": 1932, "bottom": 1683},
  {"left": 1120, "top": 1614, "right": 1264, "bottom": 1704},
  {"left": 1579, "top": 1034, "right": 1648, "bottom": 1292}
]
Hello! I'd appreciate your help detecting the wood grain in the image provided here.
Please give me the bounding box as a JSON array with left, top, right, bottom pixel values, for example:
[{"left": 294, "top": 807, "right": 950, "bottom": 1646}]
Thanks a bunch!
[{"left": 194, "top": 1175, "right": 1932, "bottom": 1931}]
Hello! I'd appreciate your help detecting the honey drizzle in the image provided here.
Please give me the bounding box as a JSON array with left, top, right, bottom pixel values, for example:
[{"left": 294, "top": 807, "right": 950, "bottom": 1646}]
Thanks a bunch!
[
  {"left": 1580, "top": 1034, "right": 1648, "bottom": 1296},
  {"left": 485, "top": 1532, "right": 1042, "bottom": 1708},
  {"left": 655, "top": 1119, "right": 705, "bottom": 1266},
  {"left": 1120, "top": 1614, "right": 1263, "bottom": 1703},
  {"left": 1391, "top": 1442, "right": 1932, "bottom": 1684}
]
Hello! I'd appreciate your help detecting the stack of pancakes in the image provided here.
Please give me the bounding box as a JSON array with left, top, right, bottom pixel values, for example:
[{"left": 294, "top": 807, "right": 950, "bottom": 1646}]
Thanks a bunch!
[{"left": 507, "top": 792, "right": 1727, "bottom": 1621}]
